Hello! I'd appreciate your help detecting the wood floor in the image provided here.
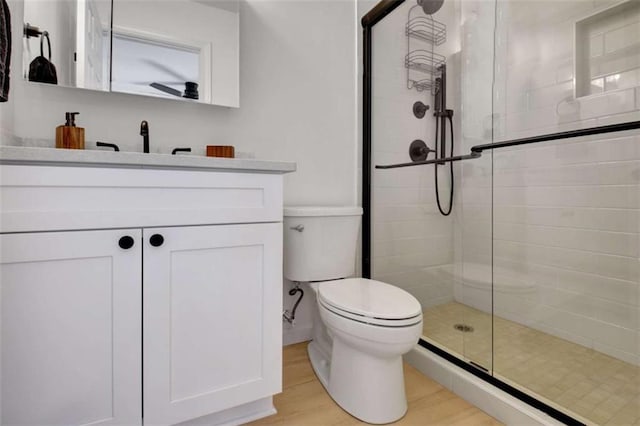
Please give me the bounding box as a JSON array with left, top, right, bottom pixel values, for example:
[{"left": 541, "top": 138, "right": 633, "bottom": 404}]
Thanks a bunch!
[{"left": 247, "top": 342, "right": 502, "bottom": 426}]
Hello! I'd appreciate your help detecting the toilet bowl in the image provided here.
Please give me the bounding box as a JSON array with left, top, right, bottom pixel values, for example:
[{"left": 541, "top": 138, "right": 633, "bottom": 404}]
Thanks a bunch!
[{"left": 284, "top": 207, "right": 423, "bottom": 424}]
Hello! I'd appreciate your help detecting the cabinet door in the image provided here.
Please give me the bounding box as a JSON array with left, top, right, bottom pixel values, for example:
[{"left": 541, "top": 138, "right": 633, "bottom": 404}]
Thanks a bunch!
[
  {"left": 143, "top": 223, "right": 282, "bottom": 425},
  {"left": 0, "top": 229, "right": 142, "bottom": 425}
]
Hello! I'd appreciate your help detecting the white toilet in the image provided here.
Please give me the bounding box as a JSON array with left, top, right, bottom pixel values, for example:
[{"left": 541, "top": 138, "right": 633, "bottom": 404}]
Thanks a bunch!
[{"left": 283, "top": 206, "right": 423, "bottom": 424}]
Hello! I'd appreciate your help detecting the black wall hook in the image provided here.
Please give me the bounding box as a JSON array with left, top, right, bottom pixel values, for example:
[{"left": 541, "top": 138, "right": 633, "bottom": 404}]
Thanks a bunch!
[{"left": 24, "top": 23, "right": 43, "bottom": 39}]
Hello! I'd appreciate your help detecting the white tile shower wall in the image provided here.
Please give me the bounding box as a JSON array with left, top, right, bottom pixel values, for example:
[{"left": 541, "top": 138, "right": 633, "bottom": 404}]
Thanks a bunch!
[
  {"left": 489, "top": 0, "right": 640, "bottom": 366},
  {"left": 367, "top": 0, "right": 462, "bottom": 312},
  {"left": 488, "top": 134, "right": 640, "bottom": 366},
  {"left": 495, "top": 0, "right": 640, "bottom": 140},
  {"left": 4, "top": 0, "right": 359, "bottom": 346},
  {"left": 456, "top": 0, "right": 640, "bottom": 367},
  {"left": 583, "top": 2, "right": 640, "bottom": 96}
]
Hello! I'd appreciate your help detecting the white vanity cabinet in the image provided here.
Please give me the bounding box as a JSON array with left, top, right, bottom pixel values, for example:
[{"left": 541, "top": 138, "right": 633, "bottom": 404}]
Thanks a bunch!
[
  {"left": 143, "top": 223, "right": 282, "bottom": 425},
  {"left": 0, "top": 229, "right": 143, "bottom": 426},
  {"left": 0, "top": 158, "right": 293, "bottom": 426}
]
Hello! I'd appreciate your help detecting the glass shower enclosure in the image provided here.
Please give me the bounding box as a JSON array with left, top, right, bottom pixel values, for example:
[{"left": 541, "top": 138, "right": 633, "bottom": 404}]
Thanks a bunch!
[{"left": 362, "top": 0, "right": 640, "bottom": 424}]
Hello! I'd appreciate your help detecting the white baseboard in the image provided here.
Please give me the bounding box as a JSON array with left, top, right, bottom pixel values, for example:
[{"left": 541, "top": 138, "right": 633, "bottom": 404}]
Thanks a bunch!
[
  {"left": 404, "top": 345, "right": 566, "bottom": 426},
  {"left": 177, "top": 397, "right": 276, "bottom": 426}
]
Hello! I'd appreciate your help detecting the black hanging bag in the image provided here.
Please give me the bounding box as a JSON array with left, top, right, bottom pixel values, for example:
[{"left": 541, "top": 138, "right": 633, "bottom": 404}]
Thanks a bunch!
[{"left": 28, "top": 31, "right": 57, "bottom": 84}]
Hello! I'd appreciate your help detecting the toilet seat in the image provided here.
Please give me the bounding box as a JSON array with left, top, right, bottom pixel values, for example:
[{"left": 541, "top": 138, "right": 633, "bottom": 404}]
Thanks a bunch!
[{"left": 318, "top": 278, "right": 422, "bottom": 327}]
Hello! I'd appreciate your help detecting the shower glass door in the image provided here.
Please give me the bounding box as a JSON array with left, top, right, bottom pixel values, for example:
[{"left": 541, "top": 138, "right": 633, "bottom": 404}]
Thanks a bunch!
[
  {"left": 453, "top": 0, "right": 497, "bottom": 373},
  {"left": 490, "top": 0, "right": 640, "bottom": 424},
  {"left": 367, "top": 0, "right": 640, "bottom": 422},
  {"left": 367, "top": 0, "right": 495, "bottom": 373}
]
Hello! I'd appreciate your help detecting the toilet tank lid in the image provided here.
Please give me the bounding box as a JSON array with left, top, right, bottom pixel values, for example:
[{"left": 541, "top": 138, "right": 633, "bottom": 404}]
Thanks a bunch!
[{"left": 284, "top": 206, "right": 363, "bottom": 217}]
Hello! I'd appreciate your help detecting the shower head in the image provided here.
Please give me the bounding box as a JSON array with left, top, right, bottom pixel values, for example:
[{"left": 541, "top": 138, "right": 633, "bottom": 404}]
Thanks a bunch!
[{"left": 417, "top": 0, "right": 444, "bottom": 15}]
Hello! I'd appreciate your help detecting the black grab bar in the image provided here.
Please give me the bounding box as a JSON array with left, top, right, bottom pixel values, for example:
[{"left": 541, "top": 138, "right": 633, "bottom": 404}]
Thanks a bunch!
[{"left": 376, "top": 120, "right": 640, "bottom": 169}]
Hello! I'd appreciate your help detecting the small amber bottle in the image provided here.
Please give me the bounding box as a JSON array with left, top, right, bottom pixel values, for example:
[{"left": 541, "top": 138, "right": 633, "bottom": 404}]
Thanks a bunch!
[{"left": 56, "top": 112, "right": 85, "bottom": 149}]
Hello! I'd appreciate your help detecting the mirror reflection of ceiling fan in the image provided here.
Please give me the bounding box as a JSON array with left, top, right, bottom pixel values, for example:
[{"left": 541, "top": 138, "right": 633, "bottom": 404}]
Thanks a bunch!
[
  {"left": 144, "top": 59, "right": 199, "bottom": 99},
  {"left": 150, "top": 82, "right": 199, "bottom": 99}
]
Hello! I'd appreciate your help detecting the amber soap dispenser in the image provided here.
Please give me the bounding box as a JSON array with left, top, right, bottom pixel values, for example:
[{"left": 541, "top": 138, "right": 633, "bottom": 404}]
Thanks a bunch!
[{"left": 56, "top": 112, "right": 85, "bottom": 149}]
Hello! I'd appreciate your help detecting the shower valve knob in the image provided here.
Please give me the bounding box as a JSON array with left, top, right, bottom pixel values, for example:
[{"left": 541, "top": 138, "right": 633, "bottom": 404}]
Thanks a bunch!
[
  {"left": 409, "top": 139, "right": 434, "bottom": 162},
  {"left": 413, "top": 101, "right": 430, "bottom": 119},
  {"left": 290, "top": 225, "right": 304, "bottom": 232}
]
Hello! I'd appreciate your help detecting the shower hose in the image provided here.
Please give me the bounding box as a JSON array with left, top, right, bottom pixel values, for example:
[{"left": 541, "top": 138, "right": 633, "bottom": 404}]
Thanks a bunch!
[{"left": 434, "top": 114, "right": 454, "bottom": 216}]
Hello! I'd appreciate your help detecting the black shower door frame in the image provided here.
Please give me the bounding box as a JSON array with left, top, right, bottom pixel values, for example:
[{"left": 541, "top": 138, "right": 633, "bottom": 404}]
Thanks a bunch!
[{"left": 360, "top": 1, "right": 640, "bottom": 424}]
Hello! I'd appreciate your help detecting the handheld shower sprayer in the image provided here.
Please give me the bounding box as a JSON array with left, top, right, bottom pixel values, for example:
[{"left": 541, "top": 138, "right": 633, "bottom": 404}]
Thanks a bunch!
[
  {"left": 432, "top": 65, "right": 454, "bottom": 216},
  {"left": 434, "top": 79, "right": 442, "bottom": 117}
]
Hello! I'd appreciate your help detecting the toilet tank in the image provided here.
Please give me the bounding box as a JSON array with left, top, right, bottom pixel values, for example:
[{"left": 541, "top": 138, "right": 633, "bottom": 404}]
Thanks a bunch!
[{"left": 283, "top": 206, "right": 363, "bottom": 282}]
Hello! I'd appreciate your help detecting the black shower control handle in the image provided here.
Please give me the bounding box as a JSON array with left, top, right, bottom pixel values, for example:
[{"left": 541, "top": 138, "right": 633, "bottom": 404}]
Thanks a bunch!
[
  {"left": 413, "top": 101, "right": 430, "bottom": 119},
  {"left": 409, "top": 139, "right": 435, "bottom": 162},
  {"left": 118, "top": 236, "right": 134, "bottom": 249},
  {"left": 149, "top": 234, "right": 164, "bottom": 247}
]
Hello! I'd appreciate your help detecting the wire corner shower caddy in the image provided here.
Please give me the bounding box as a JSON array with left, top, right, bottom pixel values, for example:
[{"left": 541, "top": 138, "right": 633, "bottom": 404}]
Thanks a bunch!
[{"left": 405, "top": 4, "right": 447, "bottom": 93}]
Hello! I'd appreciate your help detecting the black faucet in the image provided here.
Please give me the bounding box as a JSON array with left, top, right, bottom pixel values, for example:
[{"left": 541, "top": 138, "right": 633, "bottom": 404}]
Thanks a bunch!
[
  {"left": 140, "top": 120, "right": 149, "bottom": 153},
  {"left": 172, "top": 147, "right": 191, "bottom": 155}
]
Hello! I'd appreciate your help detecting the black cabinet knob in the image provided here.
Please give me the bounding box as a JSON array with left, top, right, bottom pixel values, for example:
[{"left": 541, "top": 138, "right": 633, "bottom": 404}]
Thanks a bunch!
[
  {"left": 118, "top": 236, "right": 134, "bottom": 249},
  {"left": 149, "top": 234, "right": 164, "bottom": 247}
]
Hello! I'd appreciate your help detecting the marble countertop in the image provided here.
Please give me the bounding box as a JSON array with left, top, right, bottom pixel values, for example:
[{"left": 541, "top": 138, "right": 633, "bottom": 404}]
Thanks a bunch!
[{"left": 0, "top": 146, "right": 296, "bottom": 174}]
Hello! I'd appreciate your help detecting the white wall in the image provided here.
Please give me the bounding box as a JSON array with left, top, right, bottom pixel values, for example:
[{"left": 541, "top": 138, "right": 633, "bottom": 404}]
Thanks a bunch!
[{"left": 3, "top": 0, "right": 358, "bottom": 346}]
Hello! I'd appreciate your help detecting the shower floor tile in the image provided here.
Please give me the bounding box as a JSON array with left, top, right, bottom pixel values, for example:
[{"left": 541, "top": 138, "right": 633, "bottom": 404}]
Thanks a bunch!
[{"left": 423, "top": 302, "right": 640, "bottom": 426}]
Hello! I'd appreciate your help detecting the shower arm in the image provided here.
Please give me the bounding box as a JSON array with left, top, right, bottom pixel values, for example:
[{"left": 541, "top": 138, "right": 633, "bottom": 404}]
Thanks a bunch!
[{"left": 375, "top": 120, "right": 640, "bottom": 170}]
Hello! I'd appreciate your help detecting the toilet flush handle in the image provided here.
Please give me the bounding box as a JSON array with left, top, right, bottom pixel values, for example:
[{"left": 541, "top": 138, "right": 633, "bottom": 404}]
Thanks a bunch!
[{"left": 290, "top": 225, "right": 304, "bottom": 232}]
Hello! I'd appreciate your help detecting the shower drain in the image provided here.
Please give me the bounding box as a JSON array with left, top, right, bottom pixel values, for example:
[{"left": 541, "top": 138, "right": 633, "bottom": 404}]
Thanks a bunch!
[{"left": 453, "top": 323, "right": 474, "bottom": 333}]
